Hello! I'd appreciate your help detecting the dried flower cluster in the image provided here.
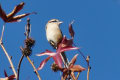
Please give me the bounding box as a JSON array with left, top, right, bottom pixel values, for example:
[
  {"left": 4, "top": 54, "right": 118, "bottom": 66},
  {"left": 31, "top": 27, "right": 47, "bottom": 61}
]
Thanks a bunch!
[
  {"left": 21, "top": 35, "right": 35, "bottom": 56},
  {"left": 0, "top": 2, "right": 35, "bottom": 23},
  {"left": 25, "top": 38, "right": 35, "bottom": 47}
]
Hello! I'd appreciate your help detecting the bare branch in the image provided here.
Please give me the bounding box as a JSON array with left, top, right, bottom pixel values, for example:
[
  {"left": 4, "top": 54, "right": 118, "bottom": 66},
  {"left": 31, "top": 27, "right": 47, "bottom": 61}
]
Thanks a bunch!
[
  {"left": 17, "top": 54, "right": 24, "bottom": 80},
  {"left": 0, "top": 43, "right": 17, "bottom": 78},
  {"left": 86, "top": 56, "right": 90, "bottom": 80}
]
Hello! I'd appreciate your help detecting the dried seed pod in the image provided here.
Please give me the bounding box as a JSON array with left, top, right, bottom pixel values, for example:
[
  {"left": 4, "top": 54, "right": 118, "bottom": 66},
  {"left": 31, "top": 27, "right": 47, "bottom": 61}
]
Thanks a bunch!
[
  {"left": 24, "top": 38, "right": 35, "bottom": 48},
  {"left": 21, "top": 47, "right": 32, "bottom": 56},
  {"left": 69, "top": 21, "right": 75, "bottom": 39},
  {"left": 51, "top": 63, "right": 59, "bottom": 72}
]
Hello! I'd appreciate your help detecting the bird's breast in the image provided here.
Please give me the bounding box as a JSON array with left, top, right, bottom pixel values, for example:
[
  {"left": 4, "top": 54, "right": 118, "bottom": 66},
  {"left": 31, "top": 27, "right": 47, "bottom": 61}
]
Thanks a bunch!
[{"left": 46, "top": 24, "right": 63, "bottom": 45}]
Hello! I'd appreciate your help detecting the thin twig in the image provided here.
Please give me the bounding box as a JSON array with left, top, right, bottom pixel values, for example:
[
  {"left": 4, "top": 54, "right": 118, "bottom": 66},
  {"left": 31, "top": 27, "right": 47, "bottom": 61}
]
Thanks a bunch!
[
  {"left": 74, "top": 44, "right": 91, "bottom": 80},
  {"left": 73, "top": 44, "right": 86, "bottom": 63},
  {"left": 26, "top": 56, "right": 41, "bottom": 80},
  {"left": 17, "top": 54, "right": 24, "bottom": 80},
  {"left": 0, "top": 43, "right": 17, "bottom": 78},
  {"left": 86, "top": 56, "right": 90, "bottom": 80},
  {"left": 0, "top": 23, "right": 5, "bottom": 41},
  {"left": 0, "top": 23, "right": 17, "bottom": 78},
  {"left": 76, "top": 72, "right": 80, "bottom": 80},
  {"left": 60, "top": 52, "right": 69, "bottom": 68},
  {"left": 71, "top": 72, "right": 76, "bottom": 80},
  {"left": 87, "top": 66, "right": 90, "bottom": 80}
]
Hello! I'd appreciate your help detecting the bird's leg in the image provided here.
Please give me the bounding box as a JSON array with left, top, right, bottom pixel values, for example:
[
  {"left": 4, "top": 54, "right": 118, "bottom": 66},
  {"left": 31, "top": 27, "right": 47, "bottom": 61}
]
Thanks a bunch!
[{"left": 49, "top": 40, "right": 57, "bottom": 49}]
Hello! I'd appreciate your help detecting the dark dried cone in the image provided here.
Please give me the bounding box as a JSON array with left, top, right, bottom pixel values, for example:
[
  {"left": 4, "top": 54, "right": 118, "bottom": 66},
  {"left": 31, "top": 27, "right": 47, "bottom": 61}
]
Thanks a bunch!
[
  {"left": 21, "top": 47, "right": 32, "bottom": 56},
  {"left": 69, "top": 23, "right": 74, "bottom": 39},
  {"left": 25, "top": 38, "right": 35, "bottom": 48},
  {"left": 51, "top": 63, "right": 59, "bottom": 72}
]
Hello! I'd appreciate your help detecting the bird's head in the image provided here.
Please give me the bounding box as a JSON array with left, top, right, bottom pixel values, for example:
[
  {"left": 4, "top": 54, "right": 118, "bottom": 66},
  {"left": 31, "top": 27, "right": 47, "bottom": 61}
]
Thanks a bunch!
[{"left": 47, "top": 19, "right": 63, "bottom": 26}]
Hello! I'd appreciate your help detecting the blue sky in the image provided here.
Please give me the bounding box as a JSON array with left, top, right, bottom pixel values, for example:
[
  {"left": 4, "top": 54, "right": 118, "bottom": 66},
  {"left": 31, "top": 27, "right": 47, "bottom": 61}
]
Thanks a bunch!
[{"left": 0, "top": 0, "right": 120, "bottom": 80}]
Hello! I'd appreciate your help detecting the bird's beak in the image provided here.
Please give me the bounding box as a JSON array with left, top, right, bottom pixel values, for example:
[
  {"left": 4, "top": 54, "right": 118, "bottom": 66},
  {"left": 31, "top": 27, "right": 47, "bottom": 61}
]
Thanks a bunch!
[{"left": 59, "top": 21, "right": 63, "bottom": 24}]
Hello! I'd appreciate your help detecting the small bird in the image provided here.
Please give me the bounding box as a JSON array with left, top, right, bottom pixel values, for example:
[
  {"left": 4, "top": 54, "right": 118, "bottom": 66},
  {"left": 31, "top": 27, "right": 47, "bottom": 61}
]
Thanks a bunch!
[{"left": 46, "top": 19, "right": 68, "bottom": 67}]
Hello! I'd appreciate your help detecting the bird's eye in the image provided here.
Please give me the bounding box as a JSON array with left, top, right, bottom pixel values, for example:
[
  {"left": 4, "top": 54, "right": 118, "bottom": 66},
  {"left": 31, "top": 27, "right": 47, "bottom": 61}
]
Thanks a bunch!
[{"left": 51, "top": 20, "right": 57, "bottom": 22}]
